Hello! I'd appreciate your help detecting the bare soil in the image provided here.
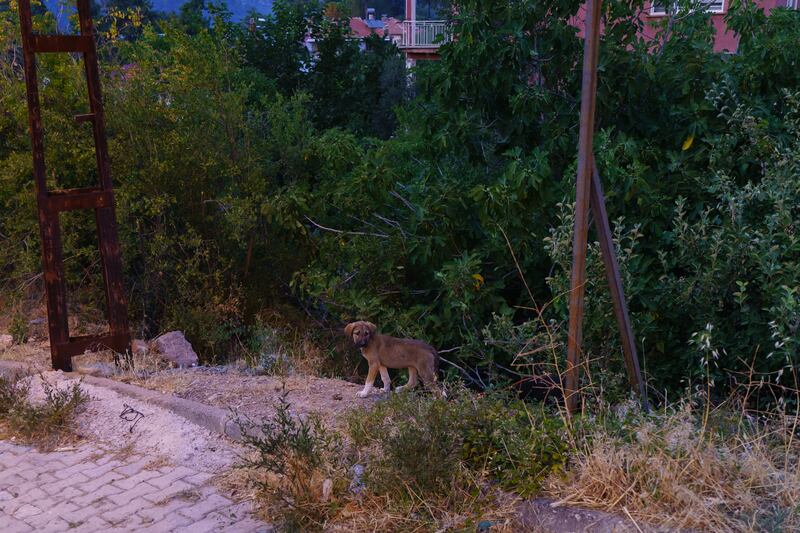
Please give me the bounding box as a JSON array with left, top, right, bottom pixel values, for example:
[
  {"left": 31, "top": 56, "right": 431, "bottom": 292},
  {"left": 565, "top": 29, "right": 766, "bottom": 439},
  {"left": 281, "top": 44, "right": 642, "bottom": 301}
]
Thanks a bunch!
[{"left": 1, "top": 339, "right": 383, "bottom": 428}]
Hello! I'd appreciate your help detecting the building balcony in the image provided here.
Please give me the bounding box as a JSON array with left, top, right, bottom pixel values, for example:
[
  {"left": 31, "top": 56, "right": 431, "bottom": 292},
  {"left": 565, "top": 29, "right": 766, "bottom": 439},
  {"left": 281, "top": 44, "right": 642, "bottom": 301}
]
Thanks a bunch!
[{"left": 399, "top": 20, "right": 451, "bottom": 49}]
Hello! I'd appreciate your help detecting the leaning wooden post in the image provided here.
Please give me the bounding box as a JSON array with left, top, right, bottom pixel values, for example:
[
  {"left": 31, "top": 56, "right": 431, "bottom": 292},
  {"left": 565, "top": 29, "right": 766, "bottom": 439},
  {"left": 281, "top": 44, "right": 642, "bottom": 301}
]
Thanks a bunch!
[
  {"left": 590, "top": 161, "right": 650, "bottom": 413},
  {"left": 565, "top": 0, "right": 603, "bottom": 414}
]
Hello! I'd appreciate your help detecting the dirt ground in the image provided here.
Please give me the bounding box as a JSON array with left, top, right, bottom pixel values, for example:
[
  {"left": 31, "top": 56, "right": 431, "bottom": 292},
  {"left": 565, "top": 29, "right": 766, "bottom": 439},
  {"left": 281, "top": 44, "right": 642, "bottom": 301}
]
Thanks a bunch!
[{"left": 1, "top": 339, "right": 382, "bottom": 428}]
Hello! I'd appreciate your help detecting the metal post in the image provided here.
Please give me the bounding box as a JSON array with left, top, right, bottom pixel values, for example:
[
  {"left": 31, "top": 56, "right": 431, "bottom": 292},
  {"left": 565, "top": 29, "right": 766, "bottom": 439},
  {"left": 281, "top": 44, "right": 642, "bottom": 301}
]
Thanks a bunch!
[
  {"left": 17, "top": 0, "right": 131, "bottom": 371},
  {"left": 590, "top": 161, "right": 650, "bottom": 412},
  {"left": 565, "top": 0, "right": 603, "bottom": 413},
  {"left": 565, "top": 0, "right": 649, "bottom": 413}
]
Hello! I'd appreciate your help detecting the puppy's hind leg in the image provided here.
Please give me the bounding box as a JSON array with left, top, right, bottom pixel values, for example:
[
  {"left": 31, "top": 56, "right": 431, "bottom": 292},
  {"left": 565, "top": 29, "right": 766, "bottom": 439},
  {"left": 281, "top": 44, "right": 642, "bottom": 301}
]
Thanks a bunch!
[
  {"left": 396, "top": 366, "right": 418, "bottom": 393},
  {"left": 358, "top": 364, "right": 379, "bottom": 398},
  {"left": 420, "top": 363, "right": 446, "bottom": 397},
  {"left": 379, "top": 366, "right": 391, "bottom": 393}
]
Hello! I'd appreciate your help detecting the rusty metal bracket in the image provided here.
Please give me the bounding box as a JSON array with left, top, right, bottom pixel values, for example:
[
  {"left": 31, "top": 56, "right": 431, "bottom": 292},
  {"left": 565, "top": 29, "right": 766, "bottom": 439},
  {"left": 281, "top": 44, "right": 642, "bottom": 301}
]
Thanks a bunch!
[
  {"left": 565, "top": 0, "right": 649, "bottom": 413},
  {"left": 18, "top": 0, "right": 131, "bottom": 371}
]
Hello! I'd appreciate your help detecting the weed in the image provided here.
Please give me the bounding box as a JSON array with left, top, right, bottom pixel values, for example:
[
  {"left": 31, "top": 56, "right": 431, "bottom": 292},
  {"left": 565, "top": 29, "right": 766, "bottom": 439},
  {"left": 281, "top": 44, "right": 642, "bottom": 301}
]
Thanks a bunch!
[
  {"left": 9, "top": 311, "right": 29, "bottom": 345},
  {"left": 0, "top": 374, "right": 90, "bottom": 451},
  {"left": 237, "top": 387, "right": 344, "bottom": 531},
  {"left": 346, "top": 385, "right": 568, "bottom": 501},
  {"left": 0, "top": 372, "right": 29, "bottom": 415}
]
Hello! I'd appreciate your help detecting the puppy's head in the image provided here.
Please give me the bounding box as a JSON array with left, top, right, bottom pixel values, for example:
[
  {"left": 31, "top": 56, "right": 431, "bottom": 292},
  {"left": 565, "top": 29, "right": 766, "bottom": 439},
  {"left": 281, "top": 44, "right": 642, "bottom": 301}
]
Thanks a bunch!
[{"left": 344, "top": 321, "right": 377, "bottom": 349}]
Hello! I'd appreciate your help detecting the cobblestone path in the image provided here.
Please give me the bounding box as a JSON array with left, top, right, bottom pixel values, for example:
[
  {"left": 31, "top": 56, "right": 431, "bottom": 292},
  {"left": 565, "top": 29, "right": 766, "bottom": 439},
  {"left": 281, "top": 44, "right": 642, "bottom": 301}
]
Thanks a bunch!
[{"left": 0, "top": 441, "right": 268, "bottom": 532}]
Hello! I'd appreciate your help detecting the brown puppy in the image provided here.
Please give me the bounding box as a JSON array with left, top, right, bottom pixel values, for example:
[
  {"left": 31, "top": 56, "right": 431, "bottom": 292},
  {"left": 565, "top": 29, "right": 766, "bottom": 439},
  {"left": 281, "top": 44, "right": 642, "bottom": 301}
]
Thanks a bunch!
[{"left": 344, "top": 321, "right": 439, "bottom": 398}]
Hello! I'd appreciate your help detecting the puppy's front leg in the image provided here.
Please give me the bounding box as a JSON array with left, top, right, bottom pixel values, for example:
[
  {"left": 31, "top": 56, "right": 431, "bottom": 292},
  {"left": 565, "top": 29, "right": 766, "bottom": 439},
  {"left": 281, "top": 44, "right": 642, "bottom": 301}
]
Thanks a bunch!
[
  {"left": 379, "top": 366, "right": 391, "bottom": 393},
  {"left": 358, "top": 364, "right": 379, "bottom": 398}
]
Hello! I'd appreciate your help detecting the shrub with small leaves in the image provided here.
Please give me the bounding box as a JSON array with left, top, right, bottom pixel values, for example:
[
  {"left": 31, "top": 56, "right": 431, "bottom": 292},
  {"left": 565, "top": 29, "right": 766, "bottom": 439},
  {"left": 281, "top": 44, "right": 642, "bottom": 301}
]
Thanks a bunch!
[
  {"left": 0, "top": 375, "right": 89, "bottom": 450},
  {"left": 237, "top": 388, "right": 343, "bottom": 531},
  {"left": 0, "top": 373, "right": 29, "bottom": 415}
]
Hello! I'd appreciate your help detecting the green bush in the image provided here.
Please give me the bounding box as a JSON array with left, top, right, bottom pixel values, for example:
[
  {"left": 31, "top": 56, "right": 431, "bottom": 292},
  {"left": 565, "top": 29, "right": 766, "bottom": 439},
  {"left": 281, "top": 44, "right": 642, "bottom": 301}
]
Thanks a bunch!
[
  {"left": 346, "top": 387, "right": 569, "bottom": 498},
  {"left": 461, "top": 393, "right": 569, "bottom": 496},
  {"left": 1, "top": 2, "right": 799, "bottom": 400}
]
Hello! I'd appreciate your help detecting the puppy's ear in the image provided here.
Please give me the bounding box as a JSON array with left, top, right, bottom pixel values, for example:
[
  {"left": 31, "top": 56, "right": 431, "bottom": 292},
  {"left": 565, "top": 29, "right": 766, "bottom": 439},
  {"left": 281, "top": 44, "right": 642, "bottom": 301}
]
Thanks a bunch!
[
  {"left": 344, "top": 322, "right": 356, "bottom": 336},
  {"left": 364, "top": 322, "right": 377, "bottom": 334}
]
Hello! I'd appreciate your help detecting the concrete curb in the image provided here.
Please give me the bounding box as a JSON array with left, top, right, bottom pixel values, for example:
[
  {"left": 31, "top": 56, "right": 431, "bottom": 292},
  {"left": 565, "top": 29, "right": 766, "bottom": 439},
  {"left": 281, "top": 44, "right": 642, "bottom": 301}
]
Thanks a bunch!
[
  {"left": 78, "top": 374, "right": 245, "bottom": 441},
  {"left": 0, "top": 360, "right": 34, "bottom": 378},
  {"left": 0, "top": 360, "right": 244, "bottom": 441}
]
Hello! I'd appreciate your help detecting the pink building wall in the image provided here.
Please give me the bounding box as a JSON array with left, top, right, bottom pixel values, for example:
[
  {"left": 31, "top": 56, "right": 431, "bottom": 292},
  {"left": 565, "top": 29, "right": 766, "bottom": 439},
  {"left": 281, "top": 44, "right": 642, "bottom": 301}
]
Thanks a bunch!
[{"left": 640, "top": 0, "right": 789, "bottom": 52}]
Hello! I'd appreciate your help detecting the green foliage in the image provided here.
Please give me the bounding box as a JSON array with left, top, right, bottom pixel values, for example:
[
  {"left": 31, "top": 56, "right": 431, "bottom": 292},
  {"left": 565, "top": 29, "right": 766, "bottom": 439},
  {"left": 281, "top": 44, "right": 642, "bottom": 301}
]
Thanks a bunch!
[
  {"left": 0, "top": 373, "right": 28, "bottom": 416},
  {"left": 346, "top": 387, "right": 569, "bottom": 497},
  {"left": 347, "top": 390, "right": 466, "bottom": 496},
  {"left": 241, "top": 0, "right": 407, "bottom": 137},
  {"left": 239, "top": 388, "right": 338, "bottom": 480},
  {"left": 653, "top": 92, "right": 800, "bottom": 390},
  {"left": 10, "top": 310, "right": 28, "bottom": 345},
  {"left": 459, "top": 393, "right": 569, "bottom": 496}
]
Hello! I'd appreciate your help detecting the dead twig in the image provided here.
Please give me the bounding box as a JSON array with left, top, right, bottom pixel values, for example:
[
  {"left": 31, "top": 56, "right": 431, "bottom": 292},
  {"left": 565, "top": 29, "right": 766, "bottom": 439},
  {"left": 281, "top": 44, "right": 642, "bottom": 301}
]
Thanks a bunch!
[{"left": 304, "top": 216, "right": 389, "bottom": 239}]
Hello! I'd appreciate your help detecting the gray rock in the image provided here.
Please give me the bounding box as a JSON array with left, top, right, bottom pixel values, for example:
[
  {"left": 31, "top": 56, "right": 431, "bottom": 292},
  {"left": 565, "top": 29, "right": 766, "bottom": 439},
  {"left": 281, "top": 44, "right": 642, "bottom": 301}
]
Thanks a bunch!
[
  {"left": 79, "top": 362, "right": 117, "bottom": 378},
  {"left": 131, "top": 339, "right": 149, "bottom": 355},
  {"left": 153, "top": 331, "right": 199, "bottom": 368},
  {"left": 349, "top": 464, "right": 365, "bottom": 494}
]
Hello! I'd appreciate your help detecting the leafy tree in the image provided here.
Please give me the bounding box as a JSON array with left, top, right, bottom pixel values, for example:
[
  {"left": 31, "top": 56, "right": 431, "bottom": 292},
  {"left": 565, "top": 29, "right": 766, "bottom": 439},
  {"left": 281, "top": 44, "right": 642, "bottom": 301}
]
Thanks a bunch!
[
  {"left": 91, "top": 0, "right": 161, "bottom": 41},
  {"left": 177, "top": 0, "right": 208, "bottom": 34},
  {"left": 241, "top": 0, "right": 316, "bottom": 95}
]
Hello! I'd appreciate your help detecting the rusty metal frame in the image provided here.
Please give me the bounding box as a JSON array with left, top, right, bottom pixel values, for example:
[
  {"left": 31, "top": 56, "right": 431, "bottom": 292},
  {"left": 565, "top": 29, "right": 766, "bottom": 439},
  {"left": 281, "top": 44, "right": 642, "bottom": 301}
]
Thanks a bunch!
[
  {"left": 18, "top": 0, "right": 131, "bottom": 371},
  {"left": 565, "top": 0, "right": 649, "bottom": 413}
]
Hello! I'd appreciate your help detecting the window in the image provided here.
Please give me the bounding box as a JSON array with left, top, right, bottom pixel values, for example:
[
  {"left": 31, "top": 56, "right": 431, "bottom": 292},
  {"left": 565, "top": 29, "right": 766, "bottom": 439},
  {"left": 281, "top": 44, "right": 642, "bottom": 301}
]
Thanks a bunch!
[{"left": 651, "top": 0, "right": 725, "bottom": 15}]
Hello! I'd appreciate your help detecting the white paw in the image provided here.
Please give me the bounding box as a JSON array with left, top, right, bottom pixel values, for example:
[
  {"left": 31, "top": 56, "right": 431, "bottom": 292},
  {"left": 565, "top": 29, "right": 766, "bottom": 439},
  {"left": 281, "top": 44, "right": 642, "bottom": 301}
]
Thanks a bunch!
[{"left": 357, "top": 390, "right": 370, "bottom": 398}]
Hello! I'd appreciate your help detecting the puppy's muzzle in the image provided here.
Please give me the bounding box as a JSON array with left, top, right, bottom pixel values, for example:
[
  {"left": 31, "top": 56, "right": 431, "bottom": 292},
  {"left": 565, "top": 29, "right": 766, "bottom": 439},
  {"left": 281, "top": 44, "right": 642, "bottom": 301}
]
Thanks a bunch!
[{"left": 355, "top": 339, "right": 369, "bottom": 348}]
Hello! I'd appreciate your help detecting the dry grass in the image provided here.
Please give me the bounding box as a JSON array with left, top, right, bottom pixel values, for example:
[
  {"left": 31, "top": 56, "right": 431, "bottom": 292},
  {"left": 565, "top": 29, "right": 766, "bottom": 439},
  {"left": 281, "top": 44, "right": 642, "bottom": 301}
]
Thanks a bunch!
[
  {"left": 545, "top": 401, "right": 800, "bottom": 532},
  {"left": 0, "top": 340, "right": 51, "bottom": 369},
  {"left": 241, "top": 461, "right": 520, "bottom": 532},
  {"left": 327, "top": 484, "right": 521, "bottom": 533}
]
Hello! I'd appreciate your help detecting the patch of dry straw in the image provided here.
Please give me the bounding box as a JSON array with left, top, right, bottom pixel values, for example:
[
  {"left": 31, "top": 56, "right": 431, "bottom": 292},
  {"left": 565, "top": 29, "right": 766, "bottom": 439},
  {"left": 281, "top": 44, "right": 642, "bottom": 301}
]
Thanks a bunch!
[{"left": 546, "top": 403, "right": 800, "bottom": 532}]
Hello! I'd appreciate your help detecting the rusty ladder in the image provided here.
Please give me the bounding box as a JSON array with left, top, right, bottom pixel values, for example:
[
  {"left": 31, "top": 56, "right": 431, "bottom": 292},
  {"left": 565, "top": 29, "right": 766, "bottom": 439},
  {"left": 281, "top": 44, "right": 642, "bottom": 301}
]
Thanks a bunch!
[{"left": 18, "top": 0, "right": 131, "bottom": 371}]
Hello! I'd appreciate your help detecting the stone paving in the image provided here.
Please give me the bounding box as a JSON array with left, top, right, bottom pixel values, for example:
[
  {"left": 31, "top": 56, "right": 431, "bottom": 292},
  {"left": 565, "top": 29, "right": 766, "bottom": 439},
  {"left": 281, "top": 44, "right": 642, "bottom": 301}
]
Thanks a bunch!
[{"left": 0, "top": 441, "right": 269, "bottom": 532}]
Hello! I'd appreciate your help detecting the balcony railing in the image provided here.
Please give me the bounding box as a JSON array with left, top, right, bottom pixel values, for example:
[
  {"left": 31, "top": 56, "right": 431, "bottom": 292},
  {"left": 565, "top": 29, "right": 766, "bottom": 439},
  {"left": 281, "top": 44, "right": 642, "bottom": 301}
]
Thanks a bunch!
[{"left": 400, "top": 20, "right": 451, "bottom": 49}]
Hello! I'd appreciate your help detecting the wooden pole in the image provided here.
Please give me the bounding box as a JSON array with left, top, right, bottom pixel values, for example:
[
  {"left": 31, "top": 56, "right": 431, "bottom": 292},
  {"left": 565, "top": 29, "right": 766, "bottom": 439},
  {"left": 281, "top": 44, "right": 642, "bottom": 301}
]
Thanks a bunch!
[
  {"left": 566, "top": 0, "right": 649, "bottom": 413},
  {"left": 590, "top": 160, "right": 649, "bottom": 412},
  {"left": 565, "top": 0, "right": 603, "bottom": 413}
]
